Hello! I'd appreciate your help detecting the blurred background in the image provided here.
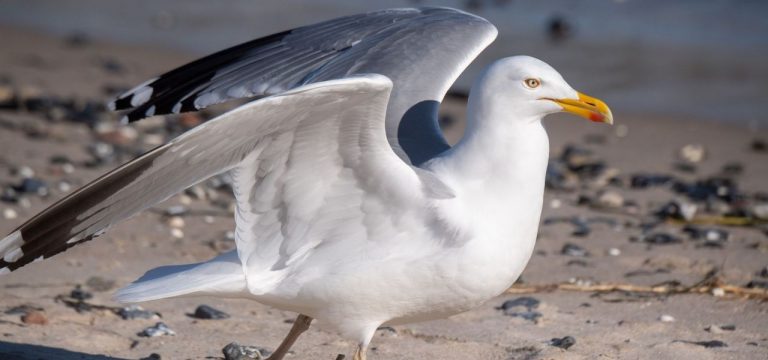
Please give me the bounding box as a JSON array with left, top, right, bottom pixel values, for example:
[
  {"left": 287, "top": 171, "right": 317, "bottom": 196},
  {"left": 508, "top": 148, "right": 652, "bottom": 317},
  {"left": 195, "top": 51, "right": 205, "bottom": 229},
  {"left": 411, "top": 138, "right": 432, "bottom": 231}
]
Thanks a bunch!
[
  {"left": 0, "top": 1, "right": 767, "bottom": 359},
  {"left": 1, "top": 0, "right": 767, "bottom": 127}
]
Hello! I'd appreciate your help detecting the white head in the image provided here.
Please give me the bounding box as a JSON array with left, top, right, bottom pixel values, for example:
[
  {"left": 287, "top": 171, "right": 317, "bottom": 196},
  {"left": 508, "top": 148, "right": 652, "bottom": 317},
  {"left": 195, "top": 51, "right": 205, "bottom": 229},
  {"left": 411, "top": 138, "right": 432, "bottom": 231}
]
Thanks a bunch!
[{"left": 471, "top": 55, "right": 613, "bottom": 124}]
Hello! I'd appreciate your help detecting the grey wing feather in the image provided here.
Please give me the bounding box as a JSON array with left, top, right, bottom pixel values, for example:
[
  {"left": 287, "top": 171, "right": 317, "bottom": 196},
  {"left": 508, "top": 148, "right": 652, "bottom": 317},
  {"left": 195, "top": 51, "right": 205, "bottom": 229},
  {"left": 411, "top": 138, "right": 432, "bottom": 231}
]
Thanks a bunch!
[
  {"left": 0, "top": 75, "right": 394, "bottom": 274},
  {"left": 110, "top": 7, "right": 497, "bottom": 165}
]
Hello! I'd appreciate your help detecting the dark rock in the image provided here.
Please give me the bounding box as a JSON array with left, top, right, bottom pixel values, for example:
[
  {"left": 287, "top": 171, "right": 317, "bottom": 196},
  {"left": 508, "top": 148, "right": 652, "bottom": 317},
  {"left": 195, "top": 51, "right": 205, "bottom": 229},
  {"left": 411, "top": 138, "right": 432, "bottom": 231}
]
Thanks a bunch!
[
  {"left": 14, "top": 178, "right": 48, "bottom": 196},
  {"left": 682, "top": 225, "right": 728, "bottom": 248},
  {"left": 746, "top": 280, "right": 768, "bottom": 289},
  {"left": 751, "top": 139, "right": 767, "bottom": 152},
  {"left": 546, "top": 15, "right": 573, "bottom": 43},
  {"left": 571, "top": 218, "right": 591, "bottom": 237},
  {"left": 499, "top": 297, "right": 540, "bottom": 312},
  {"left": 721, "top": 162, "right": 744, "bottom": 176},
  {"left": 191, "top": 305, "right": 230, "bottom": 320},
  {"left": 759, "top": 266, "right": 768, "bottom": 278},
  {"left": 674, "top": 340, "right": 728, "bottom": 348},
  {"left": 550, "top": 336, "right": 576, "bottom": 350},
  {"left": 138, "top": 322, "right": 176, "bottom": 337},
  {"left": 140, "top": 354, "right": 162, "bottom": 360},
  {"left": 561, "top": 243, "right": 589, "bottom": 257},
  {"left": 1, "top": 187, "right": 19, "bottom": 203},
  {"left": 65, "top": 32, "right": 91, "bottom": 47},
  {"left": 642, "top": 233, "right": 682, "bottom": 245},
  {"left": 118, "top": 305, "right": 160, "bottom": 320},
  {"left": 70, "top": 285, "right": 92, "bottom": 301},
  {"left": 705, "top": 324, "right": 736, "bottom": 333},
  {"left": 673, "top": 177, "right": 740, "bottom": 203},
  {"left": 222, "top": 342, "right": 271, "bottom": 360},
  {"left": 655, "top": 201, "right": 697, "bottom": 221},
  {"left": 4, "top": 304, "right": 43, "bottom": 315},
  {"left": 85, "top": 276, "right": 115, "bottom": 292},
  {"left": 630, "top": 174, "right": 673, "bottom": 189}
]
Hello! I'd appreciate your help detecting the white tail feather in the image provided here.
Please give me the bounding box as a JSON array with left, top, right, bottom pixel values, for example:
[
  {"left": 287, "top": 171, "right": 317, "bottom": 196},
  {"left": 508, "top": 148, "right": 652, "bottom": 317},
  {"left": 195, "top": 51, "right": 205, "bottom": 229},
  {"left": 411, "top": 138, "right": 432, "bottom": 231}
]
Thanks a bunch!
[{"left": 115, "top": 250, "right": 246, "bottom": 303}]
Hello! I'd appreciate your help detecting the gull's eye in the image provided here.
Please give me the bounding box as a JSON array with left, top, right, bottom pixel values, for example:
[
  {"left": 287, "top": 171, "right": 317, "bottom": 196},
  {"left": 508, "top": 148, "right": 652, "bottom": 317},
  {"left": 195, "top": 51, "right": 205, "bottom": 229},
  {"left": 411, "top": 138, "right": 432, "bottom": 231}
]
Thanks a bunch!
[{"left": 523, "top": 78, "right": 541, "bottom": 89}]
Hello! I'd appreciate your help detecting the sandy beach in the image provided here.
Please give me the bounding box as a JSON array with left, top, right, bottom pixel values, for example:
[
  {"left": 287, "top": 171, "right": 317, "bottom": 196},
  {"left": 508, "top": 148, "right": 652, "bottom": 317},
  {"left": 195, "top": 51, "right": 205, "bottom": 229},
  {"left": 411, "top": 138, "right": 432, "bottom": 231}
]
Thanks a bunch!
[{"left": 0, "top": 24, "right": 767, "bottom": 360}]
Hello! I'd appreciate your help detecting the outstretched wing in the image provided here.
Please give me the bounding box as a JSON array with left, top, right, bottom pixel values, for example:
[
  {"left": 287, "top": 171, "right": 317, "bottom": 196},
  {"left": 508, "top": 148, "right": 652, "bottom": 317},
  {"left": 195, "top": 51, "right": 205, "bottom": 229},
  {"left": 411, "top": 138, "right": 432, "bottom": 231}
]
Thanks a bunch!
[
  {"left": 0, "top": 75, "right": 426, "bottom": 274},
  {"left": 110, "top": 7, "right": 497, "bottom": 165}
]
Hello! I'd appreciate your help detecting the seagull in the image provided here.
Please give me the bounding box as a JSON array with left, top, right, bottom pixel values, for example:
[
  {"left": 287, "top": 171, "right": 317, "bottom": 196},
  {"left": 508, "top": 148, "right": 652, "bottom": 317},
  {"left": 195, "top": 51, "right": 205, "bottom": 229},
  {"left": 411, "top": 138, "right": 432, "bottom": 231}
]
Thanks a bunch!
[{"left": 0, "top": 7, "right": 612, "bottom": 359}]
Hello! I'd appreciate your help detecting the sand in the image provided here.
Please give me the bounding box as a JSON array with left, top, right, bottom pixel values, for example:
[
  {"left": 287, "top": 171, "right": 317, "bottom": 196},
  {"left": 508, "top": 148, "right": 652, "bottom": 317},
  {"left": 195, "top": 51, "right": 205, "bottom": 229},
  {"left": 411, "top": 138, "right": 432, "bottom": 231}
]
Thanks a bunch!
[{"left": 0, "top": 25, "right": 766, "bottom": 360}]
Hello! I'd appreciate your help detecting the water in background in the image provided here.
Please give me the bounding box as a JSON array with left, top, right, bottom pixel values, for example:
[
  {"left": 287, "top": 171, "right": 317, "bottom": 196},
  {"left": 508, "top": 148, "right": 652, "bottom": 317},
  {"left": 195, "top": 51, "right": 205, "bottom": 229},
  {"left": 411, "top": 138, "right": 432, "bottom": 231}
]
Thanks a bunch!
[{"left": 1, "top": 0, "right": 767, "bottom": 127}]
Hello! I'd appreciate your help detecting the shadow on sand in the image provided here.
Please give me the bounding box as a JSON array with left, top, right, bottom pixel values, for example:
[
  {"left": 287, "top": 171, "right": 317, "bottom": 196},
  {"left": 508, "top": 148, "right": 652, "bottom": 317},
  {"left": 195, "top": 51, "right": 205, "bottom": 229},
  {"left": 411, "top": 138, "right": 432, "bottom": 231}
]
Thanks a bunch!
[{"left": 0, "top": 341, "right": 129, "bottom": 360}]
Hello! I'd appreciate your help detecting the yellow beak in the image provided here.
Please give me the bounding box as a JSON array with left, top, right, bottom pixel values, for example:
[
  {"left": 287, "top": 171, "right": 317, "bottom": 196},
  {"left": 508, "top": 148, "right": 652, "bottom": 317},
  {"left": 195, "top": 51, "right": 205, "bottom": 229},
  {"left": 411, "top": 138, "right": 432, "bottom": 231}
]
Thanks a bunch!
[{"left": 549, "top": 92, "right": 613, "bottom": 124}]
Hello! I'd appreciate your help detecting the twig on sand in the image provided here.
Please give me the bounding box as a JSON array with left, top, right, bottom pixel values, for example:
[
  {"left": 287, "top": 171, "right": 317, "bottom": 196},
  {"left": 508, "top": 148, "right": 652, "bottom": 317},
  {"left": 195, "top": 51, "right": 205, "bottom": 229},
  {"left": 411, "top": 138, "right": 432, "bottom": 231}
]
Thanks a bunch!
[{"left": 506, "top": 272, "right": 768, "bottom": 301}]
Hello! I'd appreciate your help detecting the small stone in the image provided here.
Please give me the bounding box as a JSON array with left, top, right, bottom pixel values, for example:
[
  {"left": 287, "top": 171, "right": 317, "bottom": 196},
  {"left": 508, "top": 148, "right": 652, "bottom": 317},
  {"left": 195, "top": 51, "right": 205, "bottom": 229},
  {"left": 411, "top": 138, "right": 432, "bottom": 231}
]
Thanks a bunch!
[
  {"left": 752, "top": 204, "right": 768, "bottom": 220},
  {"left": 711, "top": 288, "right": 725, "bottom": 297},
  {"left": 191, "top": 305, "right": 230, "bottom": 320},
  {"left": 86, "top": 276, "right": 115, "bottom": 292},
  {"left": 549, "top": 198, "right": 562, "bottom": 209},
  {"left": 679, "top": 144, "right": 706, "bottom": 163},
  {"left": 630, "top": 174, "right": 673, "bottom": 189},
  {"left": 165, "top": 205, "right": 188, "bottom": 216},
  {"left": 21, "top": 311, "right": 48, "bottom": 325},
  {"left": 595, "top": 191, "right": 623, "bottom": 209},
  {"left": 659, "top": 314, "right": 675, "bottom": 322},
  {"left": 14, "top": 166, "right": 35, "bottom": 179},
  {"left": 499, "top": 297, "right": 540, "bottom": 312},
  {"left": 3, "top": 208, "right": 17, "bottom": 220},
  {"left": 204, "top": 216, "right": 215, "bottom": 224},
  {"left": 140, "top": 353, "right": 162, "bottom": 360},
  {"left": 705, "top": 324, "right": 735, "bottom": 333},
  {"left": 561, "top": 243, "right": 589, "bottom": 257},
  {"left": 643, "top": 233, "right": 682, "bottom": 245},
  {"left": 170, "top": 228, "right": 184, "bottom": 239},
  {"left": 684, "top": 340, "right": 728, "bottom": 348},
  {"left": 118, "top": 305, "right": 160, "bottom": 320},
  {"left": 138, "top": 322, "right": 175, "bottom": 337},
  {"left": 167, "top": 216, "right": 185, "bottom": 229},
  {"left": 57, "top": 181, "right": 72, "bottom": 193},
  {"left": 5, "top": 304, "right": 44, "bottom": 315},
  {"left": 70, "top": 285, "right": 92, "bottom": 301},
  {"left": 14, "top": 178, "right": 48, "bottom": 196},
  {"left": 607, "top": 248, "right": 621, "bottom": 256},
  {"left": 549, "top": 336, "right": 576, "bottom": 350},
  {"left": 746, "top": 280, "right": 768, "bottom": 289},
  {"left": 750, "top": 139, "right": 766, "bottom": 152},
  {"left": 758, "top": 266, "right": 768, "bottom": 278},
  {"left": 222, "top": 342, "right": 271, "bottom": 360}
]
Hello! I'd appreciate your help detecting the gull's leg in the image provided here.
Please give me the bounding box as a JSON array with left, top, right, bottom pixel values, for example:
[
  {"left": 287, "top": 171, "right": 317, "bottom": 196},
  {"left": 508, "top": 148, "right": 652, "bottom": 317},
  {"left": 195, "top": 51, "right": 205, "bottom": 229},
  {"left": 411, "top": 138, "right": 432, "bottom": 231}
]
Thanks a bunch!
[
  {"left": 352, "top": 344, "right": 368, "bottom": 360},
  {"left": 266, "top": 314, "right": 313, "bottom": 360}
]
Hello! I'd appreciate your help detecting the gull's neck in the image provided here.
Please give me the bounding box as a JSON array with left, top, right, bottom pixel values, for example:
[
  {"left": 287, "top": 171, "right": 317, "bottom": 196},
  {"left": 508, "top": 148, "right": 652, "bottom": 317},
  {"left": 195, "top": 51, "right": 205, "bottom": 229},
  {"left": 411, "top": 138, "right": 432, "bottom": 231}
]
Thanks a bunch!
[{"left": 426, "top": 76, "right": 550, "bottom": 246}]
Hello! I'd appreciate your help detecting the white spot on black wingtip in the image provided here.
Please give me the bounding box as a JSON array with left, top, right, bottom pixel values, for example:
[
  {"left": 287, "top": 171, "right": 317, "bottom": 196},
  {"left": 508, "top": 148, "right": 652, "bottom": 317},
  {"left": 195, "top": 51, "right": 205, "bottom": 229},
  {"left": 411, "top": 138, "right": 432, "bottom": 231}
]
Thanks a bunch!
[
  {"left": 107, "top": 100, "right": 116, "bottom": 111},
  {"left": 0, "top": 231, "right": 23, "bottom": 255},
  {"left": 194, "top": 92, "right": 221, "bottom": 110},
  {"left": 3, "top": 248, "right": 23, "bottom": 263},
  {"left": 120, "top": 115, "right": 130, "bottom": 125},
  {"left": 33, "top": 255, "right": 44, "bottom": 263},
  {"left": 146, "top": 105, "right": 156, "bottom": 117},
  {"left": 130, "top": 86, "right": 154, "bottom": 107},
  {"left": 172, "top": 103, "right": 182, "bottom": 114},
  {"left": 0, "top": 267, "right": 9, "bottom": 275}
]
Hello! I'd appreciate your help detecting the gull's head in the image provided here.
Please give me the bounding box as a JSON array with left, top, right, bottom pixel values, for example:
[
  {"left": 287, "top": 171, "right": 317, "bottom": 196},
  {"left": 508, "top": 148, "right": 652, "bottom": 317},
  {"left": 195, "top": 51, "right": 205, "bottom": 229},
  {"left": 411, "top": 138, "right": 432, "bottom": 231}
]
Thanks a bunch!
[{"left": 480, "top": 55, "right": 613, "bottom": 124}]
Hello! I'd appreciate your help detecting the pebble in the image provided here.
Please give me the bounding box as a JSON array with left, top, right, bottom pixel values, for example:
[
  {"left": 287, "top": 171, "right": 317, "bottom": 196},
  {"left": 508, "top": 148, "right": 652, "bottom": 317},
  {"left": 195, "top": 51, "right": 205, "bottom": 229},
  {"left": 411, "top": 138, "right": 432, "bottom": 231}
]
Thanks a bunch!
[
  {"left": 118, "top": 305, "right": 161, "bottom": 320},
  {"left": 70, "top": 285, "right": 93, "bottom": 301},
  {"left": 659, "top": 314, "right": 675, "bottom": 322},
  {"left": 14, "top": 178, "right": 48, "bottom": 196},
  {"left": 682, "top": 225, "right": 729, "bottom": 248},
  {"left": 14, "top": 166, "right": 35, "bottom": 179},
  {"left": 642, "top": 233, "right": 682, "bottom": 245},
  {"left": 165, "top": 205, "right": 188, "bottom": 216},
  {"left": 1, "top": 188, "right": 19, "bottom": 203},
  {"left": 191, "top": 304, "right": 230, "bottom": 320},
  {"left": 595, "top": 190, "right": 624, "bottom": 209},
  {"left": 745, "top": 280, "right": 768, "bottom": 289},
  {"left": 21, "top": 311, "right": 48, "bottom": 325},
  {"left": 139, "top": 354, "right": 162, "bottom": 360},
  {"left": 3, "top": 208, "right": 17, "bottom": 220},
  {"left": 549, "top": 336, "right": 576, "bottom": 350},
  {"left": 758, "top": 266, "right": 768, "bottom": 278},
  {"left": 170, "top": 228, "right": 184, "bottom": 239},
  {"left": 655, "top": 201, "right": 697, "bottom": 221},
  {"left": 222, "top": 342, "right": 271, "bottom": 360},
  {"left": 750, "top": 139, "right": 766, "bottom": 152},
  {"left": 167, "top": 216, "right": 185, "bottom": 229},
  {"left": 711, "top": 288, "right": 725, "bottom": 297},
  {"left": 676, "top": 340, "right": 728, "bottom": 348},
  {"left": 561, "top": 243, "right": 589, "bottom": 257},
  {"left": 4, "top": 304, "right": 44, "bottom": 315},
  {"left": 138, "top": 322, "right": 176, "bottom": 337},
  {"left": 705, "top": 324, "right": 735, "bottom": 334},
  {"left": 85, "top": 276, "right": 115, "bottom": 292},
  {"left": 679, "top": 144, "right": 706, "bottom": 163},
  {"left": 607, "top": 248, "right": 621, "bottom": 256},
  {"left": 752, "top": 203, "right": 768, "bottom": 220},
  {"left": 630, "top": 173, "right": 673, "bottom": 189},
  {"left": 499, "top": 297, "right": 542, "bottom": 322}
]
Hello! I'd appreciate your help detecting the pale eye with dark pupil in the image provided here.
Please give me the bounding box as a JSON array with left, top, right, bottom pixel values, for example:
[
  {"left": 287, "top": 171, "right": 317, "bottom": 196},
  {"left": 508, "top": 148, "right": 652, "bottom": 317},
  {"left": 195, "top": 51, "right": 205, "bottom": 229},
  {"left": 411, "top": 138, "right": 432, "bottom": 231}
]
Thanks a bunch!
[{"left": 524, "top": 78, "right": 541, "bottom": 88}]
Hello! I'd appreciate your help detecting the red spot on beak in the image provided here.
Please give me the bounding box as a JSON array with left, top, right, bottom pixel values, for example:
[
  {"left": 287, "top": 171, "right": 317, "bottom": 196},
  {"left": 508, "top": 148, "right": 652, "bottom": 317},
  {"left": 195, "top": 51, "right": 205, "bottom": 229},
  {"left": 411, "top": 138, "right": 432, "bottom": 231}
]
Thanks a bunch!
[{"left": 589, "top": 112, "right": 605, "bottom": 122}]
